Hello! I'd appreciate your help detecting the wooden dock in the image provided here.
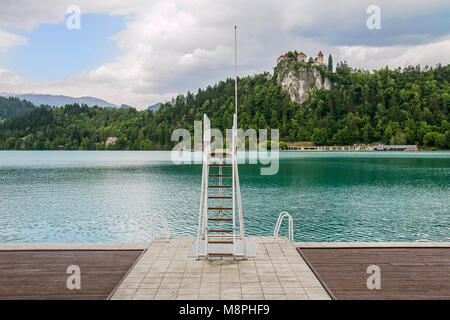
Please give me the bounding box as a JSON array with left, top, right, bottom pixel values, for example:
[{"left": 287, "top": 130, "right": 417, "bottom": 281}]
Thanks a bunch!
[
  {"left": 297, "top": 247, "right": 450, "bottom": 300},
  {"left": 0, "top": 241, "right": 449, "bottom": 300},
  {"left": 0, "top": 250, "right": 143, "bottom": 299}
]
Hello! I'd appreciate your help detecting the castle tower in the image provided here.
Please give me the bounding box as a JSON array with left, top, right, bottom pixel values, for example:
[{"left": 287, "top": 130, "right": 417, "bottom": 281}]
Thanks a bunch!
[
  {"left": 316, "top": 51, "right": 324, "bottom": 65},
  {"left": 297, "top": 52, "right": 307, "bottom": 63},
  {"left": 277, "top": 54, "right": 287, "bottom": 64}
]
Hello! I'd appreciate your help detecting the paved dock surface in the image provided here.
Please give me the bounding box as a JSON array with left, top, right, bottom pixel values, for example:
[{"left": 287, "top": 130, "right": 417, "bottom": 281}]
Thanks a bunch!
[
  {"left": 297, "top": 247, "right": 450, "bottom": 300},
  {"left": 111, "top": 237, "right": 330, "bottom": 300}
]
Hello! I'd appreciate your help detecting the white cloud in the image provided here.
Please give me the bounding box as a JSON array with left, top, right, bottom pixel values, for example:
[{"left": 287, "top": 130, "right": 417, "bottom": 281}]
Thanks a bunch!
[
  {"left": 0, "top": 30, "right": 27, "bottom": 52},
  {"left": 0, "top": 0, "right": 449, "bottom": 108},
  {"left": 336, "top": 36, "right": 450, "bottom": 70}
]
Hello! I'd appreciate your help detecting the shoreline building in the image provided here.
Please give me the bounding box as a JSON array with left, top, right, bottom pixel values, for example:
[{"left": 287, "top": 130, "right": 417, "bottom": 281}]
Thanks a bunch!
[
  {"left": 371, "top": 145, "right": 418, "bottom": 151},
  {"left": 105, "top": 137, "right": 118, "bottom": 147}
]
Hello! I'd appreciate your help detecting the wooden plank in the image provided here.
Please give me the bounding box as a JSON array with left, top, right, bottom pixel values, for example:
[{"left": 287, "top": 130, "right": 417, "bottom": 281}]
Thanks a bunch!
[
  {"left": 208, "top": 196, "right": 232, "bottom": 199},
  {"left": 208, "top": 174, "right": 232, "bottom": 177},
  {"left": 297, "top": 247, "right": 450, "bottom": 300},
  {"left": 0, "top": 250, "right": 143, "bottom": 300},
  {"left": 208, "top": 218, "right": 232, "bottom": 221}
]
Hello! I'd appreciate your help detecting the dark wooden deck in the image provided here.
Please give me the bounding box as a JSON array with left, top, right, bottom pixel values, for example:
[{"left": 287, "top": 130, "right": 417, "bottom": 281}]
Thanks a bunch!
[
  {"left": 297, "top": 247, "right": 450, "bottom": 300},
  {"left": 0, "top": 250, "right": 143, "bottom": 300}
]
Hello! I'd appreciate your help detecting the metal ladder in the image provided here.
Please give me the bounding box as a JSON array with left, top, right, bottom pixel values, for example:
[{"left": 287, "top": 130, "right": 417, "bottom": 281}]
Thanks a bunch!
[
  {"left": 274, "top": 211, "right": 294, "bottom": 243},
  {"left": 196, "top": 113, "right": 246, "bottom": 259},
  {"left": 150, "top": 212, "right": 171, "bottom": 242}
]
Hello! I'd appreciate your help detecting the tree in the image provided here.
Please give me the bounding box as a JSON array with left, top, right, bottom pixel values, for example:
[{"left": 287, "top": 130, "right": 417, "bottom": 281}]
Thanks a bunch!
[
  {"left": 312, "top": 128, "right": 328, "bottom": 145},
  {"left": 328, "top": 54, "right": 333, "bottom": 72},
  {"left": 423, "top": 132, "right": 438, "bottom": 146},
  {"left": 390, "top": 131, "right": 407, "bottom": 145}
]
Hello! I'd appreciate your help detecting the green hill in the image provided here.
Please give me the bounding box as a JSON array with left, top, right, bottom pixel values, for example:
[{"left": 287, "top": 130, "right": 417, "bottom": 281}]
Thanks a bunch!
[
  {"left": 0, "top": 63, "right": 448, "bottom": 150},
  {"left": 0, "top": 96, "right": 36, "bottom": 121}
]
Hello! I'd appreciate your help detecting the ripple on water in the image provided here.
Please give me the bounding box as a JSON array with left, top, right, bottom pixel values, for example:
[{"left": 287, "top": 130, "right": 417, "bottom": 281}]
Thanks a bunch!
[{"left": 0, "top": 151, "right": 449, "bottom": 243}]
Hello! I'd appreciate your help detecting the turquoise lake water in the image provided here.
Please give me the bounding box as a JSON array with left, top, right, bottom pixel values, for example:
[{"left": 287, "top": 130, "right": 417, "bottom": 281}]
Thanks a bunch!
[{"left": 0, "top": 151, "right": 448, "bottom": 243}]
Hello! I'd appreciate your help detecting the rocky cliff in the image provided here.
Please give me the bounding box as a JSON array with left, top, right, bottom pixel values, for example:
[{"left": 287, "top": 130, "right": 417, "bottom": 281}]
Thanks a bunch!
[{"left": 275, "top": 58, "right": 331, "bottom": 105}]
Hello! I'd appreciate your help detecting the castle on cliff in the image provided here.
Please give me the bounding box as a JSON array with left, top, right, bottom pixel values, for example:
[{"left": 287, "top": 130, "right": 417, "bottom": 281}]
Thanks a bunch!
[{"left": 277, "top": 51, "right": 325, "bottom": 66}]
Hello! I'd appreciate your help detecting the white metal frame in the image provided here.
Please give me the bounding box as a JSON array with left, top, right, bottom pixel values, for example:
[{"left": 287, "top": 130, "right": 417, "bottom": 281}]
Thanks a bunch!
[
  {"left": 196, "top": 113, "right": 246, "bottom": 259},
  {"left": 196, "top": 26, "right": 246, "bottom": 259},
  {"left": 196, "top": 114, "right": 210, "bottom": 258},
  {"left": 274, "top": 211, "right": 294, "bottom": 243},
  {"left": 151, "top": 212, "right": 171, "bottom": 242},
  {"left": 233, "top": 114, "right": 246, "bottom": 257}
]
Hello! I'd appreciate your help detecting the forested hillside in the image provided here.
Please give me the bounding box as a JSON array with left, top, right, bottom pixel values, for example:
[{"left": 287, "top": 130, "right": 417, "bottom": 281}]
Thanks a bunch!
[
  {"left": 0, "top": 97, "right": 35, "bottom": 121},
  {"left": 306, "top": 63, "right": 449, "bottom": 148},
  {"left": 0, "top": 63, "right": 448, "bottom": 150}
]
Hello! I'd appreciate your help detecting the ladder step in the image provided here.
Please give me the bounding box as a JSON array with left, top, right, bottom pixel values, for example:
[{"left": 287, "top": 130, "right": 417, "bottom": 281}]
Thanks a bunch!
[
  {"left": 208, "top": 253, "right": 234, "bottom": 256},
  {"left": 208, "top": 196, "right": 232, "bottom": 199},
  {"left": 208, "top": 217, "right": 232, "bottom": 221},
  {"left": 208, "top": 207, "right": 232, "bottom": 210},
  {"left": 209, "top": 174, "right": 232, "bottom": 177},
  {"left": 208, "top": 185, "right": 232, "bottom": 188},
  {"left": 208, "top": 229, "right": 233, "bottom": 233},
  {"left": 209, "top": 164, "right": 232, "bottom": 167},
  {"left": 208, "top": 240, "right": 234, "bottom": 244},
  {"left": 210, "top": 152, "right": 231, "bottom": 158}
]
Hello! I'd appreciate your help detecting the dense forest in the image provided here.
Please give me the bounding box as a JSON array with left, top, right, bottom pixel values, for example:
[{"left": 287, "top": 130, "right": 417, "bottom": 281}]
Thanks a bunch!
[
  {"left": 0, "top": 97, "right": 36, "bottom": 121},
  {"left": 0, "top": 63, "right": 448, "bottom": 150}
]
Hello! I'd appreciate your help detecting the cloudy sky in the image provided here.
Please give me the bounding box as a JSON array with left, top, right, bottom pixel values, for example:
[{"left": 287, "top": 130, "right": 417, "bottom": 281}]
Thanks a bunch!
[{"left": 0, "top": 0, "right": 449, "bottom": 109}]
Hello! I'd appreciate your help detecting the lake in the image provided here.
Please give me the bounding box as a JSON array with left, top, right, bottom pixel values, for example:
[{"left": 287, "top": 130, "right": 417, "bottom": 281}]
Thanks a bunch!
[{"left": 0, "top": 151, "right": 448, "bottom": 243}]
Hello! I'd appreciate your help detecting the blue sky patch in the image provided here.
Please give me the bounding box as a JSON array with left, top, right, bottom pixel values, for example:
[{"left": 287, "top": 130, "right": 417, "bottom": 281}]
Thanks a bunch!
[{"left": 3, "top": 13, "right": 126, "bottom": 81}]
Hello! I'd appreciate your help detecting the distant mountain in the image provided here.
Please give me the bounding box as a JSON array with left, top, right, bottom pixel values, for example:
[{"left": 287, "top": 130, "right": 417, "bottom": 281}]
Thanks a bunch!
[
  {"left": 0, "top": 96, "right": 35, "bottom": 120},
  {"left": 0, "top": 93, "right": 119, "bottom": 109},
  {"left": 146, "top": 102, "right": 162, "bottom": 112}
]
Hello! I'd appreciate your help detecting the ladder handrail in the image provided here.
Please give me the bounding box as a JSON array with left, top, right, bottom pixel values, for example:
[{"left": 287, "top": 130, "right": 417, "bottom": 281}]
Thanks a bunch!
[
  {"left": 200, "top": 114, "right": 211, "bottom": 258},
  {"left": 196, "top": 151, "right": 207, "bottom": 258},
  {"left": 231, "top": 114, "right": 236, "bottom": 256},
  {"left": 196, "top": 113, "right": 246, "bottom": 260},
  {"left": 274, "top": 212, "right": 294, "bottom": 243},
  {"left": 233, "top": 113, "right": 246, "bottom": 256},
  {"left": 151, "top": 212, "right": 171, "bottom": 241}
]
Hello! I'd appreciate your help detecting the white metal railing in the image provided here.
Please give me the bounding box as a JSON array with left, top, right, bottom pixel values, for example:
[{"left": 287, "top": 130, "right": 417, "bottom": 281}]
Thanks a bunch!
[
  {"left": 197, "top": 114, "right": 211, "bottom": 258},
  {"left": 151, "top": 212, "right": 171, "bottom": 241},
  {"left": 274, "top": 211, "right": 294, "bottom": 242},
  {"left": 196, "top": 113, "right": 246, "bottom": 259},
  {"left": 232, "top": 114, "right": 236, "bottom": 256},
  {"left": 233, "top": 113, "right": 246, "bottom": 257}
]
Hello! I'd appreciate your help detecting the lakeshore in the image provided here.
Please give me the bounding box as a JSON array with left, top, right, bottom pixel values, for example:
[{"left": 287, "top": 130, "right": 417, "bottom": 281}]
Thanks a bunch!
[{"left": 283, "top": 144, "right": 419, "bottom": 151}]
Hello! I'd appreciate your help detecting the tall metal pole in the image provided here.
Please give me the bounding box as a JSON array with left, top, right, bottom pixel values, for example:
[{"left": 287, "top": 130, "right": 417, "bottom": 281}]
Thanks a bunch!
[{"left": 234, "top": 26, "right": 238, "bottom": 116}]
